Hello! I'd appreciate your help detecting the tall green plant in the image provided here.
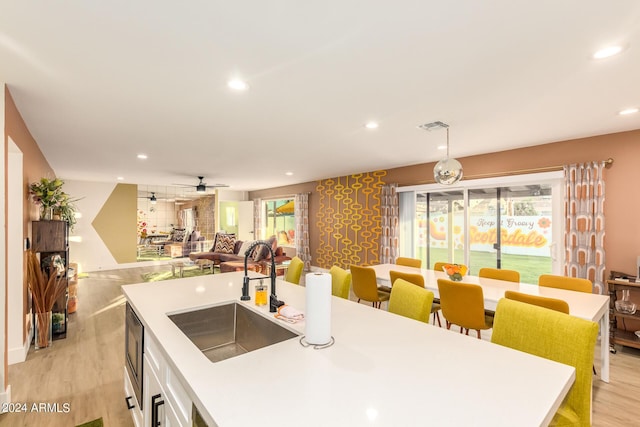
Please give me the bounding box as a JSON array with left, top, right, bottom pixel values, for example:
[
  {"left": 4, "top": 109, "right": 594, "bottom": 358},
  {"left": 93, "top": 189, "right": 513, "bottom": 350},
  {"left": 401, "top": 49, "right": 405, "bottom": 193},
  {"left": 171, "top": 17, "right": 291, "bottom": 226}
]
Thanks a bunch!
[{"left": 29, "top": 177, "right": 80, "bottom": 230}]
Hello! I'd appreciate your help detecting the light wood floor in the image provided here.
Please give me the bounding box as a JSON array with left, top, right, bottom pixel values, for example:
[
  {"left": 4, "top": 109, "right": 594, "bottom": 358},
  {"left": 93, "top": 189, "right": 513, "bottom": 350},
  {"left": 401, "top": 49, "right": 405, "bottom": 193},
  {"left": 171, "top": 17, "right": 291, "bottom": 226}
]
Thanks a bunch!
[{"left": 0, "top": 264, "right": 638, "bottom": 426}]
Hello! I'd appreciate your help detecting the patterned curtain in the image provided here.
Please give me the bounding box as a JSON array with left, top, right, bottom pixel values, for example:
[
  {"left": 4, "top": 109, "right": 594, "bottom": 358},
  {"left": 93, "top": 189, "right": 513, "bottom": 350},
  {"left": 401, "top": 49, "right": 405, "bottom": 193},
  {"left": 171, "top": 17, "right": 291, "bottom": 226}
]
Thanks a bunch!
[
  {"left": 253, "top": 198, "right": 263, "bottom": 240},
  {"left": 294, "top": 193, "right": 312, "bottom": 271},
  {"left": 564, "top": 162, "right": 606, "bottom": 294},
  {"left": 380, "top": 183, "right": 399, "bottom": 264}
]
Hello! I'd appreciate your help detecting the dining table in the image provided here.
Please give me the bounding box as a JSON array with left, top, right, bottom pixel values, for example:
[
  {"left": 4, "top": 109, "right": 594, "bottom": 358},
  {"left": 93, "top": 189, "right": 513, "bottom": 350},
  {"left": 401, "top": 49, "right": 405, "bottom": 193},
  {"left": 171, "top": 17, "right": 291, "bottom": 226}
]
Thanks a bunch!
[{"left": 371, "top": 263, "right": 611, "bottom": 383}]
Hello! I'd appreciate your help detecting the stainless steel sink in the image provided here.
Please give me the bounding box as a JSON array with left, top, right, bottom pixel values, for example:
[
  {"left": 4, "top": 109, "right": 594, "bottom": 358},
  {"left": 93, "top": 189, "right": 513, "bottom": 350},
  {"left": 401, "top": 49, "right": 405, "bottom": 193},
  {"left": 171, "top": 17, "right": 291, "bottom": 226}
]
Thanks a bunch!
[{"left": 168, "top": 302, "right": 298, "bottom": 363}]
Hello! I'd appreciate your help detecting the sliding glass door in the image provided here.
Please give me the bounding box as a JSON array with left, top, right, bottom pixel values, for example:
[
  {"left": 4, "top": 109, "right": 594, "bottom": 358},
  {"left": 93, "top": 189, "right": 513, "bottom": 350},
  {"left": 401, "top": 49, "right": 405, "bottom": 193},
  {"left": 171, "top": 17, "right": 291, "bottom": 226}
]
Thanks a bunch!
[
  {"left": 418, "top": 190, "right": 466, "bottom": 271},
  {"left": 403, "top": 173, "right": 561, "bottom": 284}
]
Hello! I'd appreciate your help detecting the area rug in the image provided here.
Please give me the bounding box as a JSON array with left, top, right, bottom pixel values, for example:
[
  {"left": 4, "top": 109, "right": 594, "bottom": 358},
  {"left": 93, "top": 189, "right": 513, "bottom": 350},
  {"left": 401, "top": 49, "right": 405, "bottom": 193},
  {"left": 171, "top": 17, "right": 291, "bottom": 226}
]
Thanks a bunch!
[
  {"left": 76, "top": 418, "right": 103, "bottom": 427},
  {"left": 142, "top": 266, "right": 215, "bottom": 282}
]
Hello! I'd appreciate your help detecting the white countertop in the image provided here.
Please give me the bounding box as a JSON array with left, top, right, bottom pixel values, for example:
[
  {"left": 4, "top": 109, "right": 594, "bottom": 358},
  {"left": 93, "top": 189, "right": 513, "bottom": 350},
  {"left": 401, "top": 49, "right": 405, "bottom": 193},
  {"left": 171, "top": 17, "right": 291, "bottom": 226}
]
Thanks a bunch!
[{"left": 123, "top": 271, "right": 574, "bottom": 427}]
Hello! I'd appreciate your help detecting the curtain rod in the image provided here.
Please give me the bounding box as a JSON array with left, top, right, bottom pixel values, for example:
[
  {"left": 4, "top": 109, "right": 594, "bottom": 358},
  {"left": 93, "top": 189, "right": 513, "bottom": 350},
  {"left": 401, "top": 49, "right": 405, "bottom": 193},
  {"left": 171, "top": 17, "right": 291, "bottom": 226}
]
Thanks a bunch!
[
  {"left": 464, "top": 157, "right": 614, "bottom": 180},
  {"left": 398, "top": 158, "right": 614, "bottom": 186}
]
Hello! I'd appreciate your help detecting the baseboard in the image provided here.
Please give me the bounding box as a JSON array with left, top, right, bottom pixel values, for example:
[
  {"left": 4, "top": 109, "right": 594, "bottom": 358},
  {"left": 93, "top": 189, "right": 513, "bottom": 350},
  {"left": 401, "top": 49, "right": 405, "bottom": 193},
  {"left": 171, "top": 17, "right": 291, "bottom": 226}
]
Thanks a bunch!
[
  {"left": 0, "top": 384, "right": 12, "bottom": 412},
  {"left": 8, "top": 325, "right": 33, "bottom": 365}
]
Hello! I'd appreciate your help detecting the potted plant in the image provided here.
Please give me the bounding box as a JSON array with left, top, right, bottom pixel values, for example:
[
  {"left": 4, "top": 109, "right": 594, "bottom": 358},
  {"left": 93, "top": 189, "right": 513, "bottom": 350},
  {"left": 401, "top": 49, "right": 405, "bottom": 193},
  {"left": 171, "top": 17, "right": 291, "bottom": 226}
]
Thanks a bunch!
[
  {"left": 26, "top": 250, "right": 67, "bottom": 348},
  {"left": 29, "top": 177, "right": 65, "bottom": 220},
  {"left": 55, "top": 192, "right": 79, "bottom": 231},
  {"left": 29, "top": 177, "right": 80, "bottom": 230}
]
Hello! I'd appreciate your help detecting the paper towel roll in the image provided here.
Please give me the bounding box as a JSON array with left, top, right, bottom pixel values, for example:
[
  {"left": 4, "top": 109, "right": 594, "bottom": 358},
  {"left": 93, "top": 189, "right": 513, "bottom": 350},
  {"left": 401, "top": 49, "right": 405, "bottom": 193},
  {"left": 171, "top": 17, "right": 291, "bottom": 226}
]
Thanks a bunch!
[{"left": 305, "top": 272, "right": 332, "bottom": 345}]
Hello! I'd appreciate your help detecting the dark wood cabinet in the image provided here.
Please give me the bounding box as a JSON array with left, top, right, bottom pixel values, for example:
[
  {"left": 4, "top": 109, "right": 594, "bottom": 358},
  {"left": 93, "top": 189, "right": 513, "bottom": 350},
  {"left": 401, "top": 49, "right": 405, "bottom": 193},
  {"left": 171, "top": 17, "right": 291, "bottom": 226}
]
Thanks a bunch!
[{"left": 32, "top": 220, "right": 69, "bottom": 338}]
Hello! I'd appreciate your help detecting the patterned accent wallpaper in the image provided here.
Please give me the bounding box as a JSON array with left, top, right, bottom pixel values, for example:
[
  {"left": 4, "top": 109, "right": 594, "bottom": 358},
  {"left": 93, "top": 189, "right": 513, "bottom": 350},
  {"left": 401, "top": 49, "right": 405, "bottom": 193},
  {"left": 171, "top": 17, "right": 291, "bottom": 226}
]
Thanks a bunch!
[
  {"left": 315, "top": 171, "right": 387, "bottom": 269},
  {"left": 196, "top": 196, "right": 216, "bottom": 240}
]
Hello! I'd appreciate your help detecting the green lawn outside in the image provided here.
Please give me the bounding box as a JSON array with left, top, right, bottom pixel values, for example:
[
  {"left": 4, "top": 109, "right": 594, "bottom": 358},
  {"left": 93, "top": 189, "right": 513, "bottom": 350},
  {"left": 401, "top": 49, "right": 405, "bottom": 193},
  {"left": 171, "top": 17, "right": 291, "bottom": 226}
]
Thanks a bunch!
[{"left": 416, "top": 247, "right": 551, "bottom": 284}]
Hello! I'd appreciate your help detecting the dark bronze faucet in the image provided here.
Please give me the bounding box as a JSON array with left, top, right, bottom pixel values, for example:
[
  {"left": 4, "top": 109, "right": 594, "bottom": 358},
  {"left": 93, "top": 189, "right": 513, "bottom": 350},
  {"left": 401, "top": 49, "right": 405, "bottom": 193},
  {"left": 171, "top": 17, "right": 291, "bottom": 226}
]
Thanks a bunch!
[{"left": 241, "top": 240, "right": 284, "bottom": 312}]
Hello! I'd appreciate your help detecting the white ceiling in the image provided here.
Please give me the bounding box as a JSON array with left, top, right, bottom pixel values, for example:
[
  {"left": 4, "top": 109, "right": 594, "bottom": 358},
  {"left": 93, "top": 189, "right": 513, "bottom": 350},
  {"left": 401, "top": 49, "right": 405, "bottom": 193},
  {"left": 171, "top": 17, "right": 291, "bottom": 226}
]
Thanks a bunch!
[{"left": 2, "top": 1, "right": 640, "bottom": 191}]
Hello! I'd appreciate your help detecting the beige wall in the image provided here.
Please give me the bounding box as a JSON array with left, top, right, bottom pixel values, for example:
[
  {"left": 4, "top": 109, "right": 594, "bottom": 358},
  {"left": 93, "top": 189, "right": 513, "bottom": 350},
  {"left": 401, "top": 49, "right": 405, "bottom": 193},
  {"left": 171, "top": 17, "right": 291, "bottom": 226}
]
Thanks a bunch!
[{"left": 251, "top": 129, "right": 640, "bottom": 275}]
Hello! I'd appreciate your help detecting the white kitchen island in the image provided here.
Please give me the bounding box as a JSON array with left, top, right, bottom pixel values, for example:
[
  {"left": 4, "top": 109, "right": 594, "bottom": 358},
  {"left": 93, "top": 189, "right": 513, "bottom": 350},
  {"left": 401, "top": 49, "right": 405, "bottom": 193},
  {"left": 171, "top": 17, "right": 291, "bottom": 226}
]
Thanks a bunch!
[{"left": 123, "top": 271, "right": 575, "bottom": 427}]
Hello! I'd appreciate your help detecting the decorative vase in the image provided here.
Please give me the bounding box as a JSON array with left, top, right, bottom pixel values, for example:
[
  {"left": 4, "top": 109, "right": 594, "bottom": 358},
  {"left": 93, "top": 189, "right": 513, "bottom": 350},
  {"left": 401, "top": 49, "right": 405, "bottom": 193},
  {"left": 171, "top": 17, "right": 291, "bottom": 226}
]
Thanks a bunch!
[
  {"left": 615, "top": 289, "right": 637, "bottom": 314},
  {"left": 40, "top": 206, "right": 53, "bottom": 220},
  {"left": 448, "top": 274, "right": 463, "bottom": 282},
  {"left": 35, "top": 311, "right": 52, "bottom": 349}
]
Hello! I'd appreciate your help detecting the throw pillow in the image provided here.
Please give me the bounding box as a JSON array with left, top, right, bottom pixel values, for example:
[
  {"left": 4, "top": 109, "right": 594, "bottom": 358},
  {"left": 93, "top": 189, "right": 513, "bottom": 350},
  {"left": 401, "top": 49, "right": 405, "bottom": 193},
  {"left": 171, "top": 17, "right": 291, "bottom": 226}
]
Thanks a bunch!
[
  {"left": 238, "top": 241, "right": 254, "bottom": 258},
  {"left": 173, "top": 228, "right": 187, "bottom": 242},
  {"left": 214, "top": 234, "right": 236, "bottom": 254},
  {"left": 265, "top": 235, "right": 278, "bottom": 260},
  {"left": 253, "top": 236, "right": 278, "bottom": 262}
]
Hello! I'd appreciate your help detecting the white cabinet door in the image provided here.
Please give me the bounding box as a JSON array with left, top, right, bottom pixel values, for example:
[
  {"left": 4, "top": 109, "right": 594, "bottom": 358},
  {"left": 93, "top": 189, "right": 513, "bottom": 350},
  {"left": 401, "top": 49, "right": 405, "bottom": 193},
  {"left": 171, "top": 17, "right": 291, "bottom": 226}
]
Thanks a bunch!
[
  {"left": 143, "top": 357, "right": 164, "bottom": 427},
  {"left": 163, "top": 399, "right": 182, "bottom": 427},
  {"left": 124, "top": 367, "right": 143, "bottom": 427}
]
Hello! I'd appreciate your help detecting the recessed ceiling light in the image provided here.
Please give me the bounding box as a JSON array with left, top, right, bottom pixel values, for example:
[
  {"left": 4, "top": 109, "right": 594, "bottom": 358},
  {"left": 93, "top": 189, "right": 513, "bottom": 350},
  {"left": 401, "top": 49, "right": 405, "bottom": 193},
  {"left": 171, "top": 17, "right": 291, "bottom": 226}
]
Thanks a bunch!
[
  {"left": 228, "top": 78, "right": 249, "bottom": 91},
  {"left": 619, "top": 107, "right": 639, "bottom": 115},
  {"left": 117, "top": 176, "right": 124, "bottom": 181},
  {"left": 593, "top": 45, "right": 623, "bottom": 59},
  {"left": 137, "top": 154, "right": 148, "bottom": 160},
  {"left": 437, "top": 145, "right": 447, "bottom": 150},
  {"left": 285, "top": 171, "right": 294, "bottom": 176},
  {"left": 365, "top": 121, "right": 379, "bottom": 129}
]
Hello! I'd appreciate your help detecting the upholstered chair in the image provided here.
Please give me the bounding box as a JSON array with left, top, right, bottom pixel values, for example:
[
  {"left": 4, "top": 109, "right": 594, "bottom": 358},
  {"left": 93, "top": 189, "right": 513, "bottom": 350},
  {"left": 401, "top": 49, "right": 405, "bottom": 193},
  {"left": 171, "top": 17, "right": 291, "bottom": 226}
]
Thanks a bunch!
[
  {"left": 284, "top": 256, "right": 304, "bottom": 285},
  {"left": 478, "top": 267, "right": 520, "bottom": 283},
  {"left": 437, "top": 278, "right": 493, "bottom": 339},
  {"left": 504, "top": 290, "right": 569, "bottom": 314},
  {"left": 395, "top": 257, "right": 422, "bottom": 268},
  {"left": 350, "top": 265, "right": 391, "bottom": 309},
  {"left": 389, "top": 270, "right": 442, "bottom": 327},
  {"left": 388, "top": 279, "right": 434, "bottom": 323},
  {"left": 491, "top": 298, "right": 598, "bottom": 426},
  {"left": 538, "top": 275, "right": 592, "bottom": 293},
  {"left": 329, "top": 265, "right": 352, "bottom": 299}
]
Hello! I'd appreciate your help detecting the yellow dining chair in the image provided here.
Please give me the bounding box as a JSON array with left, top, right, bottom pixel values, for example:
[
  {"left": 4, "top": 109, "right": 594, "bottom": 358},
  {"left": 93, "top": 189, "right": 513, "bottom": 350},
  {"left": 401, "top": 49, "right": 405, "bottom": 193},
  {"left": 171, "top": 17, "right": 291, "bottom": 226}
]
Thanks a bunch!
[
  {"left": 478, "top": 267, "right": 520, "bottom": 283},
  {"left": 492, "top": 298, "right": 598, "bottom": 427},
  {"left": 437, "top": 279, "right": 493, "bottom": 339},
  {"left": 538, "top": 274, "right": 596, "bottom": 374},
  {"left": 388, "top": 279, "right": 434, "bottom": 323},
  {"left": 329, "top": 265, "right": 352, "bottom": 300},
  {"left": 389, "top": 270, "right": 442, "bottom": 327},
  {"left": 504, "top": 290, "right": 569, "bottom": 314},
  {"left": 350, "top": 265, "right": 391, "bottom": 309},
  {"left": 284, "top": 256, "right": 304, "bottom": 285},
  {"left": 539, "top": 274, "right": 592, "bottom": 293},
  {"left": 433, "top": 262, "right": 469, "bottom": 276},
  {"left": 396, "top": 257, "right": 422, "bottom": 268}
]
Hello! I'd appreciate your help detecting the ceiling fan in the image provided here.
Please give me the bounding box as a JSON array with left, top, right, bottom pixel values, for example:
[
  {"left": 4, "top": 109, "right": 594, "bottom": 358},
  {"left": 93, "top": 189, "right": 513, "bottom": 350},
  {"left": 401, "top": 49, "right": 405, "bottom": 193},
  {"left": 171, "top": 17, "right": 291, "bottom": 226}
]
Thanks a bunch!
[
  {"left": 173, "top": 176, "right": 229, "bottom": 194},
  {"left": 138, "top": 191, "right": 158, "bottom": 204}
]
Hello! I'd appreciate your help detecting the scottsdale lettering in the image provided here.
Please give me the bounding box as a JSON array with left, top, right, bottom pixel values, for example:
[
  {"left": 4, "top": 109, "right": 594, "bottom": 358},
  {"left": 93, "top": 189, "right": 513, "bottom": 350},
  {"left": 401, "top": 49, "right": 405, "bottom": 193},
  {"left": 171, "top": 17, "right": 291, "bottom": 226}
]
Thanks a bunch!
[{"left": 469, "top": 226, "right": 547, "bottom": 248}]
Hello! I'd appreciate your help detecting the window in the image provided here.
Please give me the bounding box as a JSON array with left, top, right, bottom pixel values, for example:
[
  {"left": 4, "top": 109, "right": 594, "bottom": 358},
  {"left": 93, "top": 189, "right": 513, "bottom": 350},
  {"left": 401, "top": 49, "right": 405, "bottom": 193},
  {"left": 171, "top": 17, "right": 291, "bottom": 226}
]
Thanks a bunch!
[
  {"left": 399, "top": 172, "right": 563, "bottom": 284},
  {"left": 262, "top": 199, "right": 295, "bottom": 245}
]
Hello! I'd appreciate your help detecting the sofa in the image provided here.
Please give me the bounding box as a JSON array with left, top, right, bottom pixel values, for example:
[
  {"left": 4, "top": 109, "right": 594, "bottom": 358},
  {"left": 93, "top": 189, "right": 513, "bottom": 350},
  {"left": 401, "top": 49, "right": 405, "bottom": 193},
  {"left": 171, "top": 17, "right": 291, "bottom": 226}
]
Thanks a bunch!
[
  {"left": 163, "top": 229, "right": 208, "bottom": 258},
  {"left": 189, "top": 233, "right": 291, "bottom": 274}
]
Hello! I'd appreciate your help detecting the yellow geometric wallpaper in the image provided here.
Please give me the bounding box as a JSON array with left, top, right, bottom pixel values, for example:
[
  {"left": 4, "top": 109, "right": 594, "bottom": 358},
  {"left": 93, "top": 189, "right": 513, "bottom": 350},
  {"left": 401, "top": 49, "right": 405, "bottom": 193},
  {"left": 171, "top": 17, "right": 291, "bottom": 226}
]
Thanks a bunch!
[{"left": 315, "top": 171, "right": 387, "bottom": 269}]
